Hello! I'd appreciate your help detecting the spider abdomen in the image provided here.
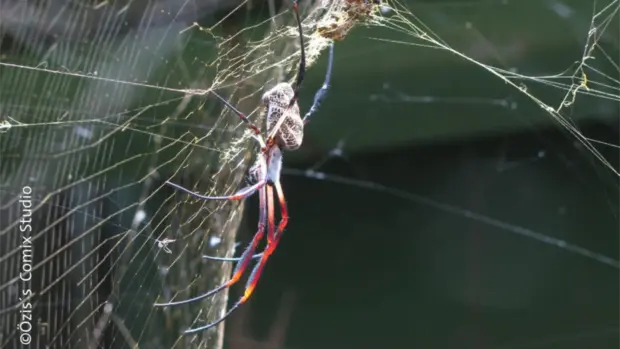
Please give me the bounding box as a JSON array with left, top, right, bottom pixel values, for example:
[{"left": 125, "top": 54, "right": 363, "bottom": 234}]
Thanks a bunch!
[{"left": 262, "top": 82, "right": 304, "bottom": 150}]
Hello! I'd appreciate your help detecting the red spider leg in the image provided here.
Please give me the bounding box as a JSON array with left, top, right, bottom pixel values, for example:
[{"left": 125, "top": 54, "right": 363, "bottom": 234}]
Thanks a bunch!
[
  {"left": 184, "top": 179, "right": 290, "bottom": 334},
  {"left": 272, "top": 180, "right": 289, "bottom": 240},
  {"left": 200, "top": 180, "right": 269, "bottom": 261},
  {"left": 237, "top": 181, "right": 288, "bottom": 302},
  {"left": 154, "top": 182, "right": 268, "bottom": 309},
  {"left": 266, "top": 184, "right": 276, "bottom": 243},
  {"left": 244, "top": 181, "right": 288, "bottom": 294},
  {"left": 155, "top": 156, "right": 268, "bottom": 309},
  {"left": 203, "top": 179, "right": 287, "bottom": 261},
  {"left": 183, "top": 183, "right": 277, "bottom": 334},
  {"left": 202, "top": 178, "right": 288, "bottom": 262}
]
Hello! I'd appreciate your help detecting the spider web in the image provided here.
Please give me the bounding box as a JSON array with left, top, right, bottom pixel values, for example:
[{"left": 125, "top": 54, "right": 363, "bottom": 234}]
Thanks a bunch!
[
  {"left": 0, "top": 1, "right": 331, "bottom": 348},
  {"left": 0, "top": 0, "right": 618, "bottom": 348},
  {"left": 274, "top": 1, "right": 618, "bottom": 348},
  {"left": 369, "top": 0, "right": 619, "bottom": 175}
]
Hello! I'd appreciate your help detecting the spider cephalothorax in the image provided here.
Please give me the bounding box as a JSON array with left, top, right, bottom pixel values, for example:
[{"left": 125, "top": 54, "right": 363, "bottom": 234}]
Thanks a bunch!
[{"left": 262, "top": 82, "right": 304, "bottom": 150}]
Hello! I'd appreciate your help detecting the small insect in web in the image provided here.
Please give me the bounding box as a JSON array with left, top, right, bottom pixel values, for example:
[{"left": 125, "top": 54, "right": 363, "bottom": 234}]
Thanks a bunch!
[
  {"left": 154, "top": 0, "right": 335, "bottom": 335},
  {"left": 156, "top": 238, "right": 176, "bottom": 254}
]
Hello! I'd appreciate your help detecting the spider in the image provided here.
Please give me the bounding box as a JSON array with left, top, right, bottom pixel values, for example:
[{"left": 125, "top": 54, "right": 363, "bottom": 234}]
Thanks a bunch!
[{"left": 154, "top": 0, "right": 334, "bottom": 335}]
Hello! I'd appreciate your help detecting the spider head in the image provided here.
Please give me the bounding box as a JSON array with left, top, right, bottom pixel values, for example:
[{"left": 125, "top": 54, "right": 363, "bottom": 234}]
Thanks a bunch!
[{"left": 261, "top": 82, "right": 304, "bottom": 151}]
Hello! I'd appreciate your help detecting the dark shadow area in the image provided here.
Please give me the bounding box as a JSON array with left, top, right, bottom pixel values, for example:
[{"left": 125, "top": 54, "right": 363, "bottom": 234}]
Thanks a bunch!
[{"left": 233, "top": 122, "right": 619, "bottom": 349}]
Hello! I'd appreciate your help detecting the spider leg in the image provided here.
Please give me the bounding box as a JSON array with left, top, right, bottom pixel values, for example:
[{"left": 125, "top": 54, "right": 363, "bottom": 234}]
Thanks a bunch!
[
  {"left": 201, "top": 184, "right": 282, "bottom": 261},
  {"left": 209, "top": 90, "right": 261, "bottom": 136},
  {"left": 303, "top": 42, "right": 334, "bottom": 123},
  {"left": 272, "top": 180, "right": 289, "bottom": 240},
  {"left": 165, "top": 179, "right": 266, "bottom": 200},
  {"left": 266, "top": 184, "right": 276, "bottom": 243},
  {"left": 184, "top": 254, "right": 268, "bottom": 334},
  {"left": 165, "top": 154, "right": 268, "bottom": 201},
  {"left": 154, "top": 184, "right": 268, "bottom": 309},
  {"left": 183, "top": 182, "right": 286, "bottom": 334},
  {"left": 183, "top": 184, "right": 273, "bottom": 334},
  {"left": 202, "top": 252, "right": 263, "bottom": 262},
  {"left": 290, "top": 0, "right": 306, "bottom": 102},
  {"left": 202, "top": 240, "right": 263, "bottom": 262}
]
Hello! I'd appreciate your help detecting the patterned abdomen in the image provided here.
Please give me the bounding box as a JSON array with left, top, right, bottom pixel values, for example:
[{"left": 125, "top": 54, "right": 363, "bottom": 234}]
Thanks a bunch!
[{"left": 262, "top": 82, "right": 304, "bottom": 150}]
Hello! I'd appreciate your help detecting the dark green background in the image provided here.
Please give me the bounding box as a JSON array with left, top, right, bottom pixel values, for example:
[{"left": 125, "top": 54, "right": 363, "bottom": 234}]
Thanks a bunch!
[{"left": 224, "top": 1, "right": 620, "bottom": 348}]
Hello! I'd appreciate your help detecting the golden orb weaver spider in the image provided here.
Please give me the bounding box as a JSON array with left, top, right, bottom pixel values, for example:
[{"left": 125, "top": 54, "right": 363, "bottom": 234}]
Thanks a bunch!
[{"left": 154, "top": 0, "right": 334, "bottom": 335}]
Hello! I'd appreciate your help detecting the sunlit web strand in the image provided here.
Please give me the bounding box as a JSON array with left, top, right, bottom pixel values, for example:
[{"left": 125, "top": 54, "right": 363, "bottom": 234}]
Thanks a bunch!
[
  {"left": 283, "top": 168, "right": 620, "bottom": 269},
  {"left": 0, "top": 62, "right": 210, "bottom": 96}
]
